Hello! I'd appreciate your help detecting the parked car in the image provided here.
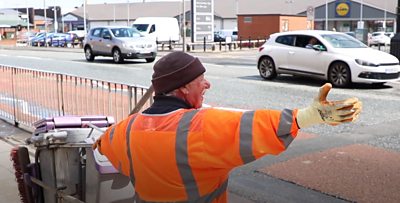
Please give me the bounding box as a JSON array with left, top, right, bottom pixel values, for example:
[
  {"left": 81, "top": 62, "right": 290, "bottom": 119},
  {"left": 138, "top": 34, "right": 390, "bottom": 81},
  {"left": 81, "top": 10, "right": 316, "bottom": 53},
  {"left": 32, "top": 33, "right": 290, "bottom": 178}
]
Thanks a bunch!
[
  {"left": 369, "top": 31, "right": 394, "bottom": 46},
  {"left": 29, "top": 32, "right": 49, "bottom": 46},
  {"left": 256, "top": 30, "right": 400, "bottom": 87},
  {"left": 214, "top": 31, "right": 225, "bottom": 42},
  {"left": 49, "top": 33, "right": 75, "bottom": 47},
  {"left": 83, "top": 26, "right": 157, "bottom": 63},
  {"left": 213, "top": 29, "right": 238, "bottom": 42}
]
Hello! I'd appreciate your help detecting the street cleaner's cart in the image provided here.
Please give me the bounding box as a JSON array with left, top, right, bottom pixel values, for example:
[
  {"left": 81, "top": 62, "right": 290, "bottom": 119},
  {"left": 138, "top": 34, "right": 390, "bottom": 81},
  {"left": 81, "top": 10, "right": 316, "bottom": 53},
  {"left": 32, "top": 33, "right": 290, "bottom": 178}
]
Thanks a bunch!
[{"left": 11, "top": 116, "right": 136, "bottom": 203}]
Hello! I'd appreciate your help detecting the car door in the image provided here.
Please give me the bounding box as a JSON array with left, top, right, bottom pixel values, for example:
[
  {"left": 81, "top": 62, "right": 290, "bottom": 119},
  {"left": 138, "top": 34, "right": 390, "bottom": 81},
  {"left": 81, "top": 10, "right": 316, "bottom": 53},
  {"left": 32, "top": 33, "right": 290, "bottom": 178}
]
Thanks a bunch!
[
  {"left": 98, "top": 28, "right": 113, "bottom": 55},
  {"left": 287, "top": 35, "right": 326, "bottom": 77},
  {"left": 87, "top": 28, "right": 103, "bottom": 54},
  {"left": 272, "top": 35, "right": 295, "bottom": 70}
]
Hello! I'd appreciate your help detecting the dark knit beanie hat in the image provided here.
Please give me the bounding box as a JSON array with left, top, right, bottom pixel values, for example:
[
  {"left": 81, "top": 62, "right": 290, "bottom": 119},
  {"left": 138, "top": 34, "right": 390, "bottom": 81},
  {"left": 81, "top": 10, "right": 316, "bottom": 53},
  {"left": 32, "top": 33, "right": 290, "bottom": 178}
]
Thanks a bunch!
[{"left": 152, "top": 51, "right": 206, "bottom": 95}]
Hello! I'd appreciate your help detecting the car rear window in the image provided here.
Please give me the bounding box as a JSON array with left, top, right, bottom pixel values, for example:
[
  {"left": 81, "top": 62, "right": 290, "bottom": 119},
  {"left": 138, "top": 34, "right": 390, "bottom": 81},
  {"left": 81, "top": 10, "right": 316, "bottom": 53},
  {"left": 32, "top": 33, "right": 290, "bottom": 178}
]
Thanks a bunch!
[{"left": 276, "top": 35, "right": 295, "bottom": 46}]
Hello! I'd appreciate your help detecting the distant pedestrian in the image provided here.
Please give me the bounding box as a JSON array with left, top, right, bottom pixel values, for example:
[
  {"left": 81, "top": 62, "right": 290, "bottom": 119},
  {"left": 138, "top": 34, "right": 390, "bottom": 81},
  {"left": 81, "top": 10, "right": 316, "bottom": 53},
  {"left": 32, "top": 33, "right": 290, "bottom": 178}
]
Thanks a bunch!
[{"left": 94, "top": 51, "right": 362, "bottom": 202}]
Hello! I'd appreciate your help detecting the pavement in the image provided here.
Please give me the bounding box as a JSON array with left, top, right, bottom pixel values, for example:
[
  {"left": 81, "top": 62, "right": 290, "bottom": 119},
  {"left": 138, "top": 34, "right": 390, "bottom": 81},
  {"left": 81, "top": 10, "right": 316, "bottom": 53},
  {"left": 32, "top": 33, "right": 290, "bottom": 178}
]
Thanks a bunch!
[{"left": 1, "top": 117, "right": 400, "bottom": 203}]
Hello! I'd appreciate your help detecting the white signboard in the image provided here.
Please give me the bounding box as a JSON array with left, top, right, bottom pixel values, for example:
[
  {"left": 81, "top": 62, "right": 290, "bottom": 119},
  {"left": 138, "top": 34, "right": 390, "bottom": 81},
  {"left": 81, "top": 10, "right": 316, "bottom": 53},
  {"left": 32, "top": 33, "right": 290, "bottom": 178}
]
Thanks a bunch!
[
  {"left": 192, "top": 0, "right": 214, "bottom": 42},
  {"left": 357, "top": 21, "right": 364, "bottom": 29}
]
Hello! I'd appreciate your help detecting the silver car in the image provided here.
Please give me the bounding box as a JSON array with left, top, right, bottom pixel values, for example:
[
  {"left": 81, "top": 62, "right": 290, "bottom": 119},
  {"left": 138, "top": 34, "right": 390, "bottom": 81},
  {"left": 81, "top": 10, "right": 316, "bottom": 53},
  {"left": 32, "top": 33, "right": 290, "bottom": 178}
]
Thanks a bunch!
[{"left": 84, "top": 26, "right": 157, "bottom": 63}]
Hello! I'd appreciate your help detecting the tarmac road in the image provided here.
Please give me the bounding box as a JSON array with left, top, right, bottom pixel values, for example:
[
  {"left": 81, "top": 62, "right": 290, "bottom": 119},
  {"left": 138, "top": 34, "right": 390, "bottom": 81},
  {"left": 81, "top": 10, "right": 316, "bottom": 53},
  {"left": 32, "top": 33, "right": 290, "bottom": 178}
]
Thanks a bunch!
[{"left": 0, "top": 46, "right": 400, "bottom": 202}]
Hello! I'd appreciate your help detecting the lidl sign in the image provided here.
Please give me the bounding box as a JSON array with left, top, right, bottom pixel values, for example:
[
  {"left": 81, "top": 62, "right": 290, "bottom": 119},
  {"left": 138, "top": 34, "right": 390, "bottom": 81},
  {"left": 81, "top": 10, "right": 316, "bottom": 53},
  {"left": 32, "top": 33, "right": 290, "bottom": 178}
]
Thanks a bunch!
[{"left": 335, "top": 1, "right": 351, "bottom": 17}]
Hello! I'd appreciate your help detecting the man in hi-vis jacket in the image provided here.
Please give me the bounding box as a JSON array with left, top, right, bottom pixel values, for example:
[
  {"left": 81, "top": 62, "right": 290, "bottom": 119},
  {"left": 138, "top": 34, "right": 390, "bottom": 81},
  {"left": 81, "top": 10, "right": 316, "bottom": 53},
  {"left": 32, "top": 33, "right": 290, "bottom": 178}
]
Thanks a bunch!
[{"left": 94, "top": 51, "right": 362, "bottom": 203}]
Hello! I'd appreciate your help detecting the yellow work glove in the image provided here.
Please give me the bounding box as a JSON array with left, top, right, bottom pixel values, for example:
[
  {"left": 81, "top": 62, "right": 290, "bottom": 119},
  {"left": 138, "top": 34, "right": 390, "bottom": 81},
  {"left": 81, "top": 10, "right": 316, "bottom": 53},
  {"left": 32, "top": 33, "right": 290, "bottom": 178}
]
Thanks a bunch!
[{"left": 296, "top": 83, "right": 362, "bottom": 128}]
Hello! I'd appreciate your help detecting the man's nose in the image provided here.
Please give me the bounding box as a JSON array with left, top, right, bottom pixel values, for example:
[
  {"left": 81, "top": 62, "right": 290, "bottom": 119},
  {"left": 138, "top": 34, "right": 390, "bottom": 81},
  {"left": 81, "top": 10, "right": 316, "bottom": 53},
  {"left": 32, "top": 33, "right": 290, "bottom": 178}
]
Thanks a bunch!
[{"left": 204, "top": 79, "right": 211, "bottom": 89}]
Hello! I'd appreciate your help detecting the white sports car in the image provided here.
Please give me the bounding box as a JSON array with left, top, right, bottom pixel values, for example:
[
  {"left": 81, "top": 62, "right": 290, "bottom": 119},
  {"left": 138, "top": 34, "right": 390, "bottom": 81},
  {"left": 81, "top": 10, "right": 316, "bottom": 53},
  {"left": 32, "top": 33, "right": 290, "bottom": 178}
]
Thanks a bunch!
[{"left": 257, "top": 30, "right": 400, "bottom": 87}]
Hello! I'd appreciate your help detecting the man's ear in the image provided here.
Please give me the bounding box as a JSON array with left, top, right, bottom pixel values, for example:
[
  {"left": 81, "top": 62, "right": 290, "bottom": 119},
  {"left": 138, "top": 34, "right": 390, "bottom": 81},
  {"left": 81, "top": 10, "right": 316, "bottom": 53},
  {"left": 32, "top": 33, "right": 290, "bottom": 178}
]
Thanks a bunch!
[{"left": 178, "top": 86, "right": 189, "bottom": 95}]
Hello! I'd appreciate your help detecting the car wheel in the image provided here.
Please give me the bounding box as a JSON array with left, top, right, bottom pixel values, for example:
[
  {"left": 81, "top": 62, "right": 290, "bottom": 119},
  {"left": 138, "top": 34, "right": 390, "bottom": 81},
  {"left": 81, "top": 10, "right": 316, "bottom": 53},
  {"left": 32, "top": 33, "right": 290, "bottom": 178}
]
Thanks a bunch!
[
  {"left": 328, "top": 62, "right": 351, "bottom": 87},
  {"left": 85, "top": 47, "right": 95, "bottom": 61},
  {"left": 146, "top": 57, "right": 156, "bottom": 63},
  {"left": 258, "top": 56, "right": 277, "bottom": 80},
  {"left": 113, "top": 48, "right": 124, "bottom": 63}
]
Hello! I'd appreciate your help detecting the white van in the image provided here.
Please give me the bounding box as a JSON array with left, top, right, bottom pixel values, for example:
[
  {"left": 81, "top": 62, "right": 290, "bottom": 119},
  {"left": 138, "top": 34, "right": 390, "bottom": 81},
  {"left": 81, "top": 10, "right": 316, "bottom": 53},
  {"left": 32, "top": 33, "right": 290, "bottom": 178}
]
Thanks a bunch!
[{"left": 132, "top": 17, "right": 180, "bottom": 44}]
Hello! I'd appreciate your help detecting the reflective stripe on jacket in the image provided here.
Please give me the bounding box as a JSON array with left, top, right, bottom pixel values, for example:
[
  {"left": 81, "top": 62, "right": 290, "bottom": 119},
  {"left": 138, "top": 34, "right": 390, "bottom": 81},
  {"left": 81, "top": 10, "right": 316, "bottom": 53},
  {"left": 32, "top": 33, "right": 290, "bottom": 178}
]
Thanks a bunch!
[{"left": 97, "top": 107, "right": 299, "bottom": 202}]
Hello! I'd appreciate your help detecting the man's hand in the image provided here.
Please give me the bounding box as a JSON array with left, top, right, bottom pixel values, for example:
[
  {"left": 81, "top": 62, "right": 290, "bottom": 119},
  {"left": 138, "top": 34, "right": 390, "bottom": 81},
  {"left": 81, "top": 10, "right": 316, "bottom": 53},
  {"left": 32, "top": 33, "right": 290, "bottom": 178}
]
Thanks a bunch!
[{"left": 296, "top": 83, "right": 362, "bottom": 128}]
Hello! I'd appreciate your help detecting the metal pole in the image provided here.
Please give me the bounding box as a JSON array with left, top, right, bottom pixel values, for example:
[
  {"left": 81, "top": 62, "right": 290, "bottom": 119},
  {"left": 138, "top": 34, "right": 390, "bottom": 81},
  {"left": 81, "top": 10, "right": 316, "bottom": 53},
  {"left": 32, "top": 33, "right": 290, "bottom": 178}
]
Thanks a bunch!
[
  {"left": 127, "top": 0, "right": 130, "bottom": 26},
  {"left": 384, "top": 0, "right": 387, "bottom": 31},
  {"left": 325, "top": 0, "right": 328, "bottom": 30},
  {"left": 54, "top": 0, "right": 57, "bottom": 33},
  {"left": 44, "top": 0, "right": 47, "bottom": 32},
  {"left": 26, "top": 1, "right": 30, "bottom": 34},
  {"left": 182, "top": 0, "right": 186, "bottom": 52},
  {"left": 83, "top": 0, "right": 87, "bottom": 34},
  {"left": 360, "top": 0, "right": 363, "bottom": 22}
]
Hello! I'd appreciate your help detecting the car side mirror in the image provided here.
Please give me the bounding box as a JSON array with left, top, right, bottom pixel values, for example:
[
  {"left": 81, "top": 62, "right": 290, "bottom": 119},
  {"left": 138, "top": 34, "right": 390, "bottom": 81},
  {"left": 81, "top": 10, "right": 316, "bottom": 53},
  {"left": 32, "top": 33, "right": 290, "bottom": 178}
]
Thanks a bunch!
[
  {"left": 103, "top": 35, "right": 112, "bottom": 40},
  {"left": 313, "top": 44, "right": 326, "bottom": 51}
]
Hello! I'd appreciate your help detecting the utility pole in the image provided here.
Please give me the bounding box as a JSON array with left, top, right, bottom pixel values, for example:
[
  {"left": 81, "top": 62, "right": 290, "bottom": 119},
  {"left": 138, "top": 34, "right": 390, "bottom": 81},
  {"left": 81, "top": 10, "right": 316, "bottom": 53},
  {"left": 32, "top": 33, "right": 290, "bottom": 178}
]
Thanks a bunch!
[
  {"left": 182, "top": 0, "right": 186, "bottom": 52},
  {"left": 44, "top": 0, "right": 47, "bottom": 32}
]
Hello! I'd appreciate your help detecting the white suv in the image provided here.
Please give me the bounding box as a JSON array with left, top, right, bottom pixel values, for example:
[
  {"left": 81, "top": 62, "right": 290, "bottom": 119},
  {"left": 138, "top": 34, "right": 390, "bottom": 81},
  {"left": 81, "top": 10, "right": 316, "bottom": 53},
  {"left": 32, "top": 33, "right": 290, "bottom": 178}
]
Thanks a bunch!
[{"left": 84, "top": 26, "right": 157, "bottom": 63}]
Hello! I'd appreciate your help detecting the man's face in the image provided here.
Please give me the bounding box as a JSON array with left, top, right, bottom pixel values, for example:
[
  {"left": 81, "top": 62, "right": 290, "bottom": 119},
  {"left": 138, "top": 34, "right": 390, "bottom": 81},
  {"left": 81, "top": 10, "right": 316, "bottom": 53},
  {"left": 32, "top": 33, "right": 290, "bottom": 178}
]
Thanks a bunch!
[{"left": 183, "top": 74, "right": 211, "bottom": 109}]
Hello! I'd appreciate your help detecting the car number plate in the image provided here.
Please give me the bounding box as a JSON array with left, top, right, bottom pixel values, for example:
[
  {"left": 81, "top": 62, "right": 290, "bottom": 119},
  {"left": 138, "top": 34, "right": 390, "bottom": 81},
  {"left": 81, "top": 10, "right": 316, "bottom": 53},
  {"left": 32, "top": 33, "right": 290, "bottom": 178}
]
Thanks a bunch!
[{"left": 385, "top": 67, "right": 398, "bottom": 74}]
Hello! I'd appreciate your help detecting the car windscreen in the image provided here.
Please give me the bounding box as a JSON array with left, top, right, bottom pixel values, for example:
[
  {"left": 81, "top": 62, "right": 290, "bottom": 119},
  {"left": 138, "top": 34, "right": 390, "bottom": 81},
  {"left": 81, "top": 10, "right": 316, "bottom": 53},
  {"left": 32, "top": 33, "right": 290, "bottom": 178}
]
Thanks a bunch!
[
  {"left": 132, "top": 24, "right": 149, "bottom": 32},
  {"left": 110, "top": 28, "right": 141, "bottom": 38},
  {"left": 321, "top": 34, "right": 367, "bottom": 48}
]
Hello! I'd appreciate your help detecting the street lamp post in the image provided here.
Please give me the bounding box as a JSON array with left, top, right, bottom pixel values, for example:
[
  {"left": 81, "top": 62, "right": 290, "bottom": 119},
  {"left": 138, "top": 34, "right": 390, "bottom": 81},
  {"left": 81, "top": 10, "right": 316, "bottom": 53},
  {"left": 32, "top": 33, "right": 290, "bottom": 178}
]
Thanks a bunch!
[
  {"left": 26, "top": 1, "right": 30, "bottom": 34},
  {"left": 182, "top": 0, "right": 186, "bottom": 52},
  {"left": 54, "top": 0, "right": 57, "bottom": 33},
  {"left": 44, "top": 0, "right": 47, "bottom": 32},
  {"left": 325, "top": 0, "right": 328, "bottom": 30},
  {"left": 127, "top": 0, "right": 130, "bottom": 26},
  {"left": 83, "top": 0, "right": 87, "bottom": 34}
]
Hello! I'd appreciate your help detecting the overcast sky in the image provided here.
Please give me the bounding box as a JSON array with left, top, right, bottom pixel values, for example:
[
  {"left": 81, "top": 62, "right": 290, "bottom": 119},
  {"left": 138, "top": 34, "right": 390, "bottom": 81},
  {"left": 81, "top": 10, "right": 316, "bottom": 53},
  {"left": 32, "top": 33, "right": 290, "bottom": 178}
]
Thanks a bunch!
[{"left": 0, "top": 0, "right": 181, "bottom": 14}]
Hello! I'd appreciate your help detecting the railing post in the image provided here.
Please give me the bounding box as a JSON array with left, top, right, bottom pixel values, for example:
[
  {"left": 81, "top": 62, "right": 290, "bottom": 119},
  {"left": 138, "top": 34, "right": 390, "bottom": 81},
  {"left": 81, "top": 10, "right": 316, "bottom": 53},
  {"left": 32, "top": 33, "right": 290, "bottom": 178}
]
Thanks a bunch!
[
  {"left": 248, "top": 36, "right": 251, "bottom": 49},
  {"left": 239, "top": 37, "right": 242, "bottom": 50},
  {"left": 57, "top": 74, "right": 65, "bottom": 116},
  {"left": 128, "top": 86, "right": 133, "bottom": 114},
  {"left": 11, "top": 67, "right": 18, "bottom": 126}
]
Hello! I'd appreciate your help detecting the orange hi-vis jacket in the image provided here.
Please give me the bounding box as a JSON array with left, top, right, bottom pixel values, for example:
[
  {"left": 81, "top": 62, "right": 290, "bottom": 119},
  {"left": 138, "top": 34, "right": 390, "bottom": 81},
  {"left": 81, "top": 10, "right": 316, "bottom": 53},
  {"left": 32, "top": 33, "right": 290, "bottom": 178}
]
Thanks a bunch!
[{"left": 97, "top": 107, "right": 299, "bottom": 202}]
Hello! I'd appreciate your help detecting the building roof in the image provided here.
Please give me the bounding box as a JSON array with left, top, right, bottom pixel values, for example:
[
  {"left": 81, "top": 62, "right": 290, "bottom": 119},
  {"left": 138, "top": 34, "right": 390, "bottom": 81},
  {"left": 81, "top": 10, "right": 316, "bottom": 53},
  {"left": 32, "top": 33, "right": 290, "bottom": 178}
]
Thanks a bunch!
[
  {"left": 237, "top": 0, "right": 396, "bottom": 15},
  {"left": 68, "top": 0, "right": 397, "bottom": 21},
  {"left": 0, "top": 9, "right": 29, "bottom": 26},
  {"left": 71, "top": 2, "right": 187, "bottom": 21}
]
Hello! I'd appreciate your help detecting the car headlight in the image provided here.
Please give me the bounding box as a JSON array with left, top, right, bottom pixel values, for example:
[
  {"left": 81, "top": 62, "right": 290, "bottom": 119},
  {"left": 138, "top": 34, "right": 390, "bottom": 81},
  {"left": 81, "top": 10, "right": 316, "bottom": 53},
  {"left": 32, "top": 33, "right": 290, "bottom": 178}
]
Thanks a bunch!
[{"left": 355, "top": 59, "right": 379, "bottom": 67}]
